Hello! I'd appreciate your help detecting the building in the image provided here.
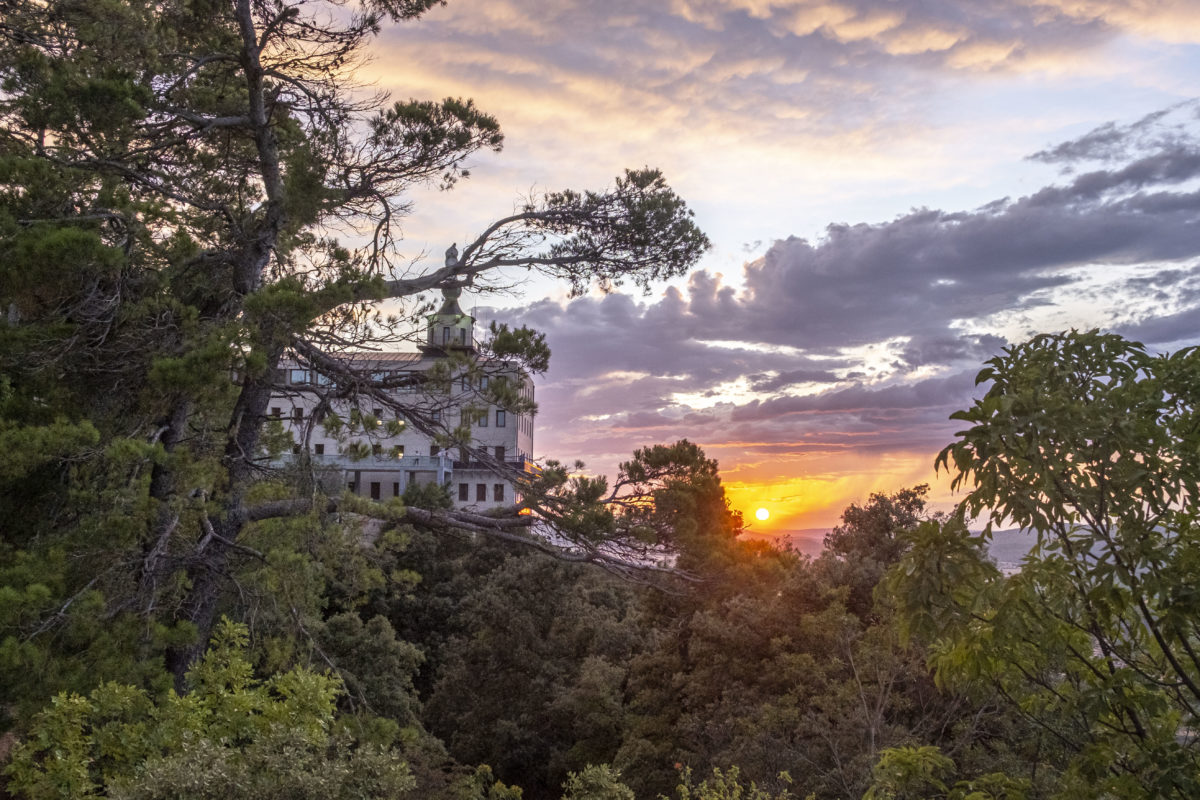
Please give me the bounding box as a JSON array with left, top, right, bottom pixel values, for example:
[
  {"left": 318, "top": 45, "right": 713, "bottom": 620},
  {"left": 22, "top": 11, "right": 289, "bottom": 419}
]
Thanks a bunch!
[{"left": 270, "top": 287, "right": 535, "bottom": 510}]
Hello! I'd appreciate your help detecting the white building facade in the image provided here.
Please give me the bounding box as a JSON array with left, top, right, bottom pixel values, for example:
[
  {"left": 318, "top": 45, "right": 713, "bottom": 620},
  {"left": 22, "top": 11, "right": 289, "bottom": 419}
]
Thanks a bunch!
[{"left": 271, "top": 288, "right": 535, "bottom": 511}]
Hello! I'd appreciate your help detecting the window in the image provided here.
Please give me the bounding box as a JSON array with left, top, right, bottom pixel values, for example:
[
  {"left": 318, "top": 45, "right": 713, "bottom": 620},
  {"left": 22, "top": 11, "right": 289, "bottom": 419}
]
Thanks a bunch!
[
  {"left": 373, "top": 408, "right": 383, "bottom": 419},
  {"left": 314, "top": 443, "right": 324, "bottom": 455},
  {"left": 461, "top": 375, "right": 471, "bottom": 391},
  {"left": 496, "top": 410, "right": 506, "bottom": 427},
  {"left": 494, "top": 484, "right": 504, "bottom": 502},
  {"left": 292, "top": 407, "right": 303, "bottom": 422},
  {"left": 289, "top": 369, "right": 309, "bottom": 384},
  {"left": 476, "top": 484, "right": 486, "bottom": 502},
  {"left": 480, "top": 375, "right": 489, "bottom": 390},
  {"left": 442, "top": 326, "right": 451, "bottom": 345},
  {"left": 393, "top": 482, "right": 400, "bottom": 497},
  {"left": 372, "top": 443, "right": 382, "bottom": 456},
  {"left": 458, "top": 328, "right": 467, "bottom": 344},
  {"left": 477, "top": 412, "right": 487, "bottom": 428},
  {"left": 459, "top": 483, "right": 469, "bottom": 501},
  {"left": 494, "top": 445, "right": 505, "bottom": 461},
  {"left": 395, "top": 445, "right": 405, "bottom": 458},
  {"left": 270, "top": 407, "right": 282, "bottom": 418},
  {"left": 370, "top": 482, "right": 380, "bottom": 500},
  {"left": 348, "top": 481, "right": 356, "bottom": 492},
  {"left": 430, "top": 445, "right": 440, "bottom": 457},
  {"left": 292, "top": 443, "right": 301, "bottom": 454}
]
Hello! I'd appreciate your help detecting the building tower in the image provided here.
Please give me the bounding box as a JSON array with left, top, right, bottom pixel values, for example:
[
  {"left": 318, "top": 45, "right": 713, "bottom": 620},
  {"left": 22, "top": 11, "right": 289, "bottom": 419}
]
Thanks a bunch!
[{"left": 421, "top": 286, "right": 475, "bottom": 353}]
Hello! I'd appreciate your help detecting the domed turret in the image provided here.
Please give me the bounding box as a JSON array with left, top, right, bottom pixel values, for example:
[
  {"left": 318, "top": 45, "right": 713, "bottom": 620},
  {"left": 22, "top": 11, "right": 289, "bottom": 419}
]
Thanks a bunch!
[{"left": 421, "top": 286, "right": 475, "bottom": 353}]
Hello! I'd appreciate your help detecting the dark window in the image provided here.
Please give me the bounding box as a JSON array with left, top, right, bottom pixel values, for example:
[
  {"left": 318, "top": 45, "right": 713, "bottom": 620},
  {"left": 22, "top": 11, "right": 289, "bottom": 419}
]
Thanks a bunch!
[
  {"left": 292, "top": 407, "right": 303, "bottom": 422},
  {"left": 430, "top": 445, "right": 440, "bottom": 457},
  {"left": 395, "top": 445, "right": 405, "bottom": 457},
  {"left": 442, "top": 326, "right": 450, "bottom": 345},
  {"left": 370, "top": 482, "right": 380, "bottom": 500},
  {"left": 373, "top": 408, "right": 383, "bottom": 419},
  {"left": 271, "top": 407, "right": 282, "bottom": 418},
  {"left": 476, "top": 484, "right": 486, "bottom": 502},
  {"left": 372, "top": 443, "right": 382, "bottom": 456},
  {"left": 496, "top": 410, "right": 506, "bottom": 427},
  {"left": 494, "top": 484, "right": 504, "bottom": 502},
  {"left": 459, "top": 483, "right": 469, "bottom": 501},
  {"left": 393, "top": 482, "right": 400, "bottom": 497},
  {"left": 348, "top": 481, "right": 355, "bottom": 492},
  {"left": 314, "top": 443, "right": 324, "bottom": 455},
  {"left": 292, "top": 443, "right": 301, "bottom": 454},
  {"left": 494, "top": 446, "right": 505, "bottom": 461}
]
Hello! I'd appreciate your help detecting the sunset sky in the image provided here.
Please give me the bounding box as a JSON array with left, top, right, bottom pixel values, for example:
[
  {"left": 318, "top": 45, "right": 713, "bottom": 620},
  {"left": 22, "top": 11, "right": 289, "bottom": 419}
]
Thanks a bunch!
[{"left": 368, "top": 0, "right": 1200, "bottom": 530}]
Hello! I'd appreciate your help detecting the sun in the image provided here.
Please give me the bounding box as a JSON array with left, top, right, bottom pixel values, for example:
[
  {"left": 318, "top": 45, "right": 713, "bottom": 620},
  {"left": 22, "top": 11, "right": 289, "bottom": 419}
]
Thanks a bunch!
[{"left": 755, "top": 507, "right": 770, "bottom": 521}]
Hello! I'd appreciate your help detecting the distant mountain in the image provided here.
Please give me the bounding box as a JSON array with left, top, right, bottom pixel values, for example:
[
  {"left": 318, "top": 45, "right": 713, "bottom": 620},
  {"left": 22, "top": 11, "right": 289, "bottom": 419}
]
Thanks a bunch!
[
  {"left": 988, "top": 528, "right": 1037, "bottom": 572},
  {"left": 740, "top": 526, "right": 1039, "bottom": 567},
  {"left": 740, "top": 528, "right": 829, "bottom": 557}
]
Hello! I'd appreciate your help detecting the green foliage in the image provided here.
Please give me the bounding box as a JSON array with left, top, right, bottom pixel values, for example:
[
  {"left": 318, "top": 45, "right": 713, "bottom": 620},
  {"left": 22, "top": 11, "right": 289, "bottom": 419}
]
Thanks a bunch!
[
  {"left": 561, "top": 765, "right": 636, "bottom": 800},
  {"left": 864, "top": 746, "right": 1028, "bottom": 800},
  {"left": 5, "top": 619, "right": 414, "bottom": 800},
  {"left": 669, "top": 766, "right": 798, "bottom": 800},
  {"left": 890, "top": 331, "right": 1200, "bottom": 797},
  {"left": 488, "top": 322, "right": 551, "bottom": 374},
  {"left": 817, "top": 485, "right": 931, "bottom": 618},
  {"left": 424, "top": 551, "right": 648, "bottom": 798},
  {"left": 537, "top": 168, "right": 711, "bottom": 296}
]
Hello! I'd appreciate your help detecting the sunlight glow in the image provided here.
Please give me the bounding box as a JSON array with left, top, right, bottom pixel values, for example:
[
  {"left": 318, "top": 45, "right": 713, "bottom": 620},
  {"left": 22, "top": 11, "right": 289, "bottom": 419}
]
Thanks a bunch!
[{"left": 755, "top": 507, "right": 770, "bottom": 521}]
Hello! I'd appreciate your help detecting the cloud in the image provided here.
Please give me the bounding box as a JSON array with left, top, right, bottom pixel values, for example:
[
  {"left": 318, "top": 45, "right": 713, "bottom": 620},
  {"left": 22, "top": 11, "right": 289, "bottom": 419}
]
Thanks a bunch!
[
  {"left": 482, "top": 103, "right": 1200, "bottom": 525},
  {"left": 375, "top": 0, "right": 1197, "bottom": 154},
  {"left": 1030, "top": 101, "right": 1200, "bottom": 167}
]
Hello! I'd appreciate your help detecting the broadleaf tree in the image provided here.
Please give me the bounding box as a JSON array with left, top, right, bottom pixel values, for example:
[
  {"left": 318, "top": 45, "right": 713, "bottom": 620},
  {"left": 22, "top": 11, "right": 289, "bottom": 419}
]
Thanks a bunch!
[
  {"left": 0, "top": 0, "right": 709, "bottom": 691},
  {"left": 887, "top": 331, "right": 1200, "bottom": 797}
]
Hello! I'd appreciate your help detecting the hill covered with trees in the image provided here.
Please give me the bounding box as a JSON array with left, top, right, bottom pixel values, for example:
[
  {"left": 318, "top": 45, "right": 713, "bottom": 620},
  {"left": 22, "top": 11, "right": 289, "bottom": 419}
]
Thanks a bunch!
[{"left": 3, "top": 0, "right": 1200, "bottom": 796}]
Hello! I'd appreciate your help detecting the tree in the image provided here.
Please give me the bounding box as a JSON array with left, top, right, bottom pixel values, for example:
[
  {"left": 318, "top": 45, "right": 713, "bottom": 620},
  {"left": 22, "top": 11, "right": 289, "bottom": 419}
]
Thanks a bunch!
[
  {"left": 0, "top": 0, "right": 708, "bottom": 690},
  {"left": 817, "top": 485, "right": 931, "bottom": 618},
  {"left": 888, "top": 331, "right": 1200, "bottom": 797},
  {"left": 4, "top": 618, "right": 415, "bottom": 800}
]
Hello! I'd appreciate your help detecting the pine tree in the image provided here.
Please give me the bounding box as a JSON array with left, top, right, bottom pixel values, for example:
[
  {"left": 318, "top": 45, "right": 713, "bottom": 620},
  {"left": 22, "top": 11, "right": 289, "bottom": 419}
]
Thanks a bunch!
[{"left": 0, "top": 0, "right": 708, "bottom": 689}]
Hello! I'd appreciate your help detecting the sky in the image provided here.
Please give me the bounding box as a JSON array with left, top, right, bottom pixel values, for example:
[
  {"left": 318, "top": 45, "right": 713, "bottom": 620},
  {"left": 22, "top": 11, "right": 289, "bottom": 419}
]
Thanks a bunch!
[{"left": 365, "top": 0, "right": 1200, "bottom": 530}]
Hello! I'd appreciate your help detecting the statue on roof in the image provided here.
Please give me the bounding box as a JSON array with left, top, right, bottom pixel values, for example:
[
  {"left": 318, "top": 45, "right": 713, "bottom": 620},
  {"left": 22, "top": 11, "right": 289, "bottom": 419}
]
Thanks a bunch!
[{"left": 445, "top": 243, "right": 458, "bottom": 268}]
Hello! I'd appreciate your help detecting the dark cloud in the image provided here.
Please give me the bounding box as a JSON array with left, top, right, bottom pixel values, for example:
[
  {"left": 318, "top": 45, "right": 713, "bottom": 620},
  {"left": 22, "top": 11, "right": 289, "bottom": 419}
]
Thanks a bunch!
[
  {"left": 897, "top": 334, "right": 1007, "bottom": 369},
  {"left": 730, "top": 370, "right": 978, "bottom": 422},
  {"left": 731, "top": 145, "right": 1200, "bottom": 352},
  {"left": 749, "top": 368, "right": 843, "bottom": 392},
  {"left": 485, "top": 103, "right": 1200, "bottom": 483},
  {"left": 1029, "top": 102, "right": 1196, "bottom": 166},
  {"left": 1117, "top": 303, "right": 1200, "bottom": 347}
]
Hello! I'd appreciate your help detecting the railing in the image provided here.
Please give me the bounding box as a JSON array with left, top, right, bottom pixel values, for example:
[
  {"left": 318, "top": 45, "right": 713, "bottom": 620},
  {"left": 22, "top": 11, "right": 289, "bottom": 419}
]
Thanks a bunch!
[{"left": 277, "top": 452, "right": 452, "bottom": 471}]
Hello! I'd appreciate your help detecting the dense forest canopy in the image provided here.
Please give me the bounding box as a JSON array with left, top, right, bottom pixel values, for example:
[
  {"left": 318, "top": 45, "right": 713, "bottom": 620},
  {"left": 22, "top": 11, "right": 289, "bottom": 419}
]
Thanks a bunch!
[{"left": 4, "top": 0, "right": 1200, "bottom": 797}]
